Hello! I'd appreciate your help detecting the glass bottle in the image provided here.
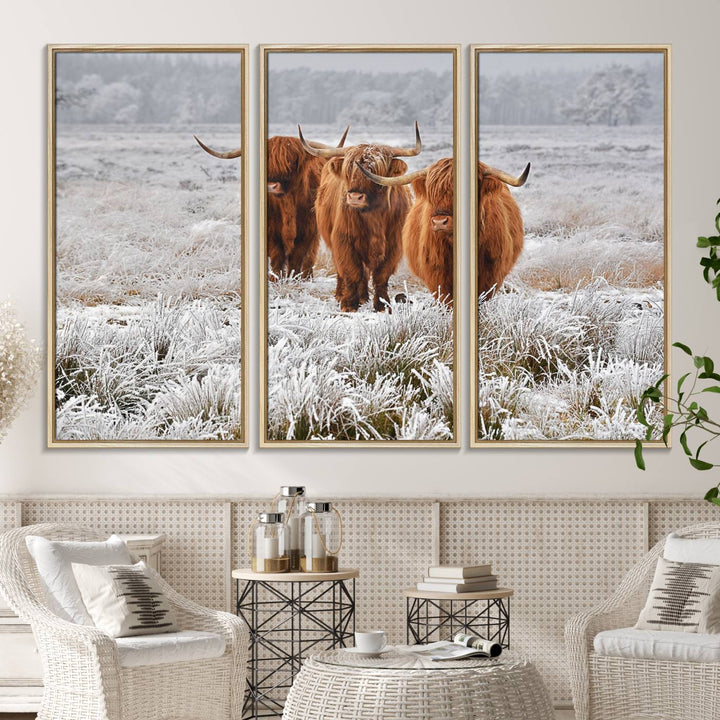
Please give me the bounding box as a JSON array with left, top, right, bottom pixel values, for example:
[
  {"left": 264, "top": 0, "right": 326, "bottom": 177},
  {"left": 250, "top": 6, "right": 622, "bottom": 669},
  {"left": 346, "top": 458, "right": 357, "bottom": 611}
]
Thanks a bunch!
[
  {"left": 251, "top": 512, "right": 289, "bottom": 573},
  {"left": 301, "top": 502, "right": 342, "bottom": 573},
  {"left": 276, "top": 486, "right": 306, "bottom": 572}
]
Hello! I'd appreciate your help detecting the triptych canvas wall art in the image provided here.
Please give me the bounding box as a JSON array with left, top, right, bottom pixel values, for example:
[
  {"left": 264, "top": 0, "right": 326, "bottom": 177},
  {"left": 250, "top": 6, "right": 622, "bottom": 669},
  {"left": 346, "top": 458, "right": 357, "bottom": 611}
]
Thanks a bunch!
[
  {"left": 48, "top": 46, "right": 248, "bottom": 446},
  {"left": 47, "top": 44, "right": 669, "bottom": 448}
]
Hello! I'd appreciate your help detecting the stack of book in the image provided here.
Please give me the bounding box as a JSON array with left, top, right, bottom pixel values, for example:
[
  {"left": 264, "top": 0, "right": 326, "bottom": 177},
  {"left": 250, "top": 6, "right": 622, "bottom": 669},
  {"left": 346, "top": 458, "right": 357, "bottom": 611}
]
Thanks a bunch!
[{"left": 416, "top": 564, "right": 498, "bottom": 593}]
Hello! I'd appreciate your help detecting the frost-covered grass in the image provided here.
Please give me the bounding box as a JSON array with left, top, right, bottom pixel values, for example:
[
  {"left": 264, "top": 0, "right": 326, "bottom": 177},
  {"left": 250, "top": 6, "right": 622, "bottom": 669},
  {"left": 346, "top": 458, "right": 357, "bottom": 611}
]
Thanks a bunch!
[
  {"left": 477, "top": 281, "right": 664, "bottom": 440},
  {"left": 268, "top": 287, "right": 453, "bottom": 441},
  {"left": 477, "top": 123, "right": 665, "bottom": 441},
  {"left": 55, "top": 125, "right": 243, "bottom": 440},
  {"left": 55, "top": 297, "right": 242, "bottom": 440}
]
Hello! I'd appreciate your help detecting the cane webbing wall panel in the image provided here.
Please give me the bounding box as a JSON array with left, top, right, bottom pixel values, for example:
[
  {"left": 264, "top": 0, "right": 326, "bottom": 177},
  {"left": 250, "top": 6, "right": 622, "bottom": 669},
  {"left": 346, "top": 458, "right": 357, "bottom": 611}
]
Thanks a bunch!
[
  {"left": 339, "top": 500, "right": 434, "bottom": 644},
  {"left": 649, "top": 500, "right": 720, "bottom": 545},
  {"left": 0, "top": 502, "right": 17, "bottom": 532},
  {"left": 6, "top": 496, "right": 682, "bottom": 706},
  {"left": 22, "top": 500, "right": 227, "bottom": 610},
  {"left": 440, "top": 500, "right": 646, "bottom": 704}
]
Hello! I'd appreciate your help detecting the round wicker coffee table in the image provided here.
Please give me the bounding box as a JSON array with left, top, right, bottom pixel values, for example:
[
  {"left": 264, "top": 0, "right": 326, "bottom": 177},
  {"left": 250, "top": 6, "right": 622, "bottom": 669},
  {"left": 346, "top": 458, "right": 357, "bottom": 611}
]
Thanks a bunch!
[{"left": 282, "top": 647, "right": 554, "bottom": 720}]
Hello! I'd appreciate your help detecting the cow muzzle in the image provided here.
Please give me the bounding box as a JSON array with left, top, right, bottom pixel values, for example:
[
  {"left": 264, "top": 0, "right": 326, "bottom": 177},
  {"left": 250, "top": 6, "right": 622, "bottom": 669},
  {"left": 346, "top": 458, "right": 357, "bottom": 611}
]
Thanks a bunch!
[
  {"left": 431, "top": 215, "right": 453, "bottom": 233},
  {"left": 267, "top": 182, "right": 284, "bottom": 196},
  {"left": 346, "top": 192, "right": 368, "bottom": 209}
]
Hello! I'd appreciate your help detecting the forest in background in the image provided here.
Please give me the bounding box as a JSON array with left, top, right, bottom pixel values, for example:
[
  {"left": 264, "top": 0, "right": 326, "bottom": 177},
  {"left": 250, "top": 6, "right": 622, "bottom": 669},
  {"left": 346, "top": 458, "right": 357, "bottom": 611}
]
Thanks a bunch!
[
  {"left": 56, "top": 53, "right": 243, "bottom": 125},
  {"left": 479, "top": 60, "right": 664, "bottom": 125}
]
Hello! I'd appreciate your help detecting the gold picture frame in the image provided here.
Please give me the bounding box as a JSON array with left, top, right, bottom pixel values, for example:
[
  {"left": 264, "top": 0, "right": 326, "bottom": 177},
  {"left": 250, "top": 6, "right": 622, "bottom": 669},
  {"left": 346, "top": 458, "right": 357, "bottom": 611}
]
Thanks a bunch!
[
  {"left": 48, "top": 44, "right": 249, "bottom": 447},
  {"left": 260, "top": 44, "right": 461, "bottom": 447},
  {"left": 469, "top": 44, "right": 671, "bottom": 447}
]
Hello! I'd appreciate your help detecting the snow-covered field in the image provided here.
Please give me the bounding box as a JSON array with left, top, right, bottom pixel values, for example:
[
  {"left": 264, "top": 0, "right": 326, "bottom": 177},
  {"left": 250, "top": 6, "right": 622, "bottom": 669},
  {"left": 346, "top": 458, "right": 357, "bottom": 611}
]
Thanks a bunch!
[
  {"left": 54, "top": 124, "right": 244, "bottom": 441},
  {"left": 477, "top": 124, "right": 665, "bottom": 441},
  {"left": 265, "top": 124, "right": 456, "bottom": 441}
]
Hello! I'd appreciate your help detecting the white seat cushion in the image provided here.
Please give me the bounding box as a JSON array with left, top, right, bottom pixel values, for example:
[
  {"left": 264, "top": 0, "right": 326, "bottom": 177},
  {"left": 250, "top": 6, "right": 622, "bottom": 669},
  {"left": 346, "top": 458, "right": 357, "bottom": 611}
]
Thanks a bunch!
[
  {"left": 594, "top": 627, "right": 720, "bottom": 663},
  {"left": 116, "top": 630, "right": 226, "bottom": 668}
]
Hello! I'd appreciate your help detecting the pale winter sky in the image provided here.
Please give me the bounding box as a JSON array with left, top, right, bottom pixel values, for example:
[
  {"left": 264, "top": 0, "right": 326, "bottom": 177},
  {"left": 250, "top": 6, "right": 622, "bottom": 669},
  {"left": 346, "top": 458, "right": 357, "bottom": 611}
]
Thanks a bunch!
[
  {"left": 477, "top": 51, "right": 664, "bottom": 77},
  {"left": 268, "top": 51, "right": 452, "bottom": 74}
]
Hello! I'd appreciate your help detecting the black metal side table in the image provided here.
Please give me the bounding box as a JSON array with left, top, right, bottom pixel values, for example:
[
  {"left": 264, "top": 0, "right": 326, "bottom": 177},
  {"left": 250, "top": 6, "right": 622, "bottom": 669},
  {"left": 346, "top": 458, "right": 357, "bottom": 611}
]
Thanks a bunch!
[
  {"left": 234, "top": 568, "right": 359, "bottom": 719},
  {"left": 404, "top": 587, "right": 513, "bottom": 648}
]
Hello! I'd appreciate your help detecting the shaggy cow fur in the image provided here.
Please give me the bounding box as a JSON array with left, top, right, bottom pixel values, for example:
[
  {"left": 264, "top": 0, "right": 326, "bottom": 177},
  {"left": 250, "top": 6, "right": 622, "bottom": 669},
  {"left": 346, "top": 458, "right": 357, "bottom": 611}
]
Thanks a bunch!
[
  {"left": 476, "top": 160, "right": 525, "bottom": 297},
  {"left": 315, "top": 146, "right": 412, "bottom": 312},
  {"left": 266, "top": 136, "right": 325, "bottom": 278}
]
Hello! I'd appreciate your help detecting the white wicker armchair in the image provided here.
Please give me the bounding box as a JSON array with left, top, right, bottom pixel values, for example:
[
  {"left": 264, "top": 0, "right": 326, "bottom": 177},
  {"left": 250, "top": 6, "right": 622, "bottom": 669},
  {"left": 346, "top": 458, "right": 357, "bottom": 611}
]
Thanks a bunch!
[
  {"left": 565, "top": 521, "right": 720, "bottom": 720},
  {"left": 0, "top": 524, "right": 249, "bottom": 720}
]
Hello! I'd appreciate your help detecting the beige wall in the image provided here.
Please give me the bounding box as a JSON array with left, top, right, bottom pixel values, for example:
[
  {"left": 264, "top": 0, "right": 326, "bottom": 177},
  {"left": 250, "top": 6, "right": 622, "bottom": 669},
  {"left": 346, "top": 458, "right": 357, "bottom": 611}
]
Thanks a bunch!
[{"left": 1, "top": 0, "right": 719, "bottom": 497}]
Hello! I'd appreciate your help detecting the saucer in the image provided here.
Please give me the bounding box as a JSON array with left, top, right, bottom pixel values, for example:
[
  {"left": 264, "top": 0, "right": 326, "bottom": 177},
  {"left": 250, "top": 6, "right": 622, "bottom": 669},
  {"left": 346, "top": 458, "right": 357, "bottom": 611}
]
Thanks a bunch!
[{"left": 343, "top": 647, "right": 390, "bottom": 658}]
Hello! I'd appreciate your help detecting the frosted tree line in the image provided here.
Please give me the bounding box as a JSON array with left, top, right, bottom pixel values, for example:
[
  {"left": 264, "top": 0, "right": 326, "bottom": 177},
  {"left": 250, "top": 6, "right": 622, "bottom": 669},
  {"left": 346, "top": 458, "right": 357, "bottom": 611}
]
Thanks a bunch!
[
  {"left": 479, "top": 61, "right": 663, "bottom": 125},
  {"left": 56, "top": 53, "right": 243, "bottom": 125}
]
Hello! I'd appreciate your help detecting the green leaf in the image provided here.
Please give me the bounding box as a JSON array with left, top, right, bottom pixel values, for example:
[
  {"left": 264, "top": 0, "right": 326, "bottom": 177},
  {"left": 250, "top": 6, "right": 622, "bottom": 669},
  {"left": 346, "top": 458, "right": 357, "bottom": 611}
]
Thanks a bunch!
[
  {"left": 708, "top": 496, "right": 720, "bottom": 508},
  {"left": 637, "top": 399, "right": 647, "bottom": 426},
  {"left": 699, "top": 236, "right": 711, "bottom": 248},
  {"left": 662, "top": 414, "right": 673, "bottom": 446},
  {"left": 680, "top": 431, "right": 692, "bottom": 456},
  {"left": 698, "top": 372, "right": 720, "bottom": 382},
  {"left": 704, "top": 357, "right": 715, "bottom": 375},
  {"left": 694, "top": 356, "right": 705, "bottom": 369},
  {"left": 702, "top": 386, "right": 720, "bottom": 393},
  {"left": 634, "top": 439, "right": 646, "bottom": 471},
  {"left": 673, "top": 342, "right": 693, "bottom": 356},
  {"left": 705, "top": 486, "right": 720, "bottom": 501},
  {"left": 690, "top": 458, "right": 715, "bottom": 471}
]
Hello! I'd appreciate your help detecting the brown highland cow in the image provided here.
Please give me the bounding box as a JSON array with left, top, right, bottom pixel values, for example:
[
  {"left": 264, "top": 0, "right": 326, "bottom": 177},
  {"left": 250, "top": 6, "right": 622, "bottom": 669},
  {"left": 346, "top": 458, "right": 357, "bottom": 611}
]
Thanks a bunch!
[
  {"left": 360, "top": 157, "right": 529, "bottom": 302},
  {"left": 299, "top": 123, "right": 422, "bottom": 312},
  {"left": 195, "top": 128, "right": 348, "bottom": 278}
]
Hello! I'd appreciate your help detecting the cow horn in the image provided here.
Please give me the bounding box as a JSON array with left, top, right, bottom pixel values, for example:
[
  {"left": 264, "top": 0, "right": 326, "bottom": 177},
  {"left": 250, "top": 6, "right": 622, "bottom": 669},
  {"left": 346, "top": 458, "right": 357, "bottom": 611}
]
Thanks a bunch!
[
  {"left": 388, "top": 122, "right": 423, "bottom": 158},
  {"left": 306, "top": 125, "right": 351, "bottom": 150},
  {"left": 483, "top": 162, "right": 531, "bottom": 188},
  {"left": 356, "top": 162, "right": 429, "bottom": 187},
  {"left": 298, "top": 125, "right": 348, "bottom": 158},
  {"left": 193, "top": 135, "right": 243, "bottom": 160}
]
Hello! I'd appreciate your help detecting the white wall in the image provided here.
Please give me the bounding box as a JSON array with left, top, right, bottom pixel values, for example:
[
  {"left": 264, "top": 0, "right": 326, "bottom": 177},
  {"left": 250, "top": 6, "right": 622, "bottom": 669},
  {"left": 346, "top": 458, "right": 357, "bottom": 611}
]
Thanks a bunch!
[{"left": 1, "top": 0, "right": 718, "bottom": 498}]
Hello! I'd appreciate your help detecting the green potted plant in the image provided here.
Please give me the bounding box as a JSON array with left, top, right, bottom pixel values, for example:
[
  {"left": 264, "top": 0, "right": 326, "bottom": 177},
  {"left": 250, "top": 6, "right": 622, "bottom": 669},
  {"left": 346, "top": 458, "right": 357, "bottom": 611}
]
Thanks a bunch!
[{"left": 635, "top": 198, "right": 720, "bottom": 506}]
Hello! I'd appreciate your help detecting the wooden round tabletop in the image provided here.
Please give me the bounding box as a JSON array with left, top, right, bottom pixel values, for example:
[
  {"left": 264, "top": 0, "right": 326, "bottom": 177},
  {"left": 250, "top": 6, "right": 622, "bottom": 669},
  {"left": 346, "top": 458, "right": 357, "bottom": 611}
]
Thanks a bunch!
[
  {"left": 233, "top": 568, "right": 359, "bottom": 582},
  {"left": 403, "top": 587, "right": 513, "bottom": 601}
]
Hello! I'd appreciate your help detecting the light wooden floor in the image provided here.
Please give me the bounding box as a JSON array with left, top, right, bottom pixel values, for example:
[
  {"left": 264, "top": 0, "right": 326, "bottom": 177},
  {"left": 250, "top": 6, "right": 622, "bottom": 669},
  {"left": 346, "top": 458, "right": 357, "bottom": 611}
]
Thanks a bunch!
[{"left": 0, "top": 713, "right": 577, "bottom": 717}]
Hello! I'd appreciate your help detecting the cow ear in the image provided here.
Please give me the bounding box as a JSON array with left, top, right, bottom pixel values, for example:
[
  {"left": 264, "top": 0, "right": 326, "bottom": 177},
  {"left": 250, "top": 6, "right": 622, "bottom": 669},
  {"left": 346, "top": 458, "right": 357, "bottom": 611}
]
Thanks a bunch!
[
  {"left": 411, "top": 176, "right": 427, "bottom": 198},
  {"left": 389, "top": 159, "right": 408, "bottom": 177},
  {"left": 327, "top": 157, "right": 343, "bottom": 177}
]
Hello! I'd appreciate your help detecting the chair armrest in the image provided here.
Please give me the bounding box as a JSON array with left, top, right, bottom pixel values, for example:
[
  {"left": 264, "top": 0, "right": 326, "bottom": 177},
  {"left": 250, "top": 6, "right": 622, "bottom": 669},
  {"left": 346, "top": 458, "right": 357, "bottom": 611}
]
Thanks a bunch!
[
  {"left": 15, "top": 597, "right": 123, "bottom": 720},
  {"left": 150, "top": 570, "right": 249, "bottom": 715},
  {"left": 565, "top": 541, "right": 662, "bottom": 720}
]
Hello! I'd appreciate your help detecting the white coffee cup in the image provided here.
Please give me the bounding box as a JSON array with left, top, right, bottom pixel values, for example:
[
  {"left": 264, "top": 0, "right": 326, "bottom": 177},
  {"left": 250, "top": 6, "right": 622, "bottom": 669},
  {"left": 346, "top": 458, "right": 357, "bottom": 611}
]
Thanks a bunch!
[{"left": 354, "top": 630, "right": 387, "bottom": 654}]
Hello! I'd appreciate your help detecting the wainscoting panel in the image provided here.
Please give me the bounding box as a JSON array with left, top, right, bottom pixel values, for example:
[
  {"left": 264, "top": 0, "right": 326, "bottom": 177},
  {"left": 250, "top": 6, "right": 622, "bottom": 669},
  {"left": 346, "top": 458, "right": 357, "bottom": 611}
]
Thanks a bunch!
[
  {"left": 440, "top": 500, "right": 647, "bottom": 704},
  {"left": 22, "top": 500, "right": 228, "bottom": 611},
  {"left": 648, "top": 500, "right": 720, "bottom": 545},
  {"left": 6, "top": 495, "right": 715, "bottom": 707},
  {"left": 0, "top": 502, "right": 18, "bottom": 532}
]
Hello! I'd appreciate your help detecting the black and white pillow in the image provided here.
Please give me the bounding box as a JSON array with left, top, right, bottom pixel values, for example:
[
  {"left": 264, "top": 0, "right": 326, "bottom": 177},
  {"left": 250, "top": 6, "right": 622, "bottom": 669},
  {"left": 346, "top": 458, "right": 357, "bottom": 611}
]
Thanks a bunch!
[
  {"left": 72, "top": 561, "right": 178, "bottom": 638},
  {"left": 635, "top": 557, "right": 720, "bottom": 633}
]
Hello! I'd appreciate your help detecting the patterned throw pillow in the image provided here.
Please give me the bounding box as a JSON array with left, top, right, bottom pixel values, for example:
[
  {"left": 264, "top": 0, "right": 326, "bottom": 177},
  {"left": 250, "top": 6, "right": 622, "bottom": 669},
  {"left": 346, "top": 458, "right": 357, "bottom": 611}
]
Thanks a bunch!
[
  {"left": 71, "top": 561, "right": 178, "bottom": 638},
  {"left": 635, "top": 557, "right": 720, "bottom": 633}
]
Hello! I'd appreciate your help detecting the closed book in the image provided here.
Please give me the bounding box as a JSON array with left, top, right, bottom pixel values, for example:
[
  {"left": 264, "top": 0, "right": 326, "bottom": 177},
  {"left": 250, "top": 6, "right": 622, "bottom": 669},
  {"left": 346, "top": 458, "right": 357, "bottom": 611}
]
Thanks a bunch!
[
  {"left": 427, "top": 564, "right": 491, "bottom": 579},
  {"left": 423, "top": 574, "right": 497, "bottom": 585},
  {"left": 417, "top": 580, "right": 498, "bottom": 593}
]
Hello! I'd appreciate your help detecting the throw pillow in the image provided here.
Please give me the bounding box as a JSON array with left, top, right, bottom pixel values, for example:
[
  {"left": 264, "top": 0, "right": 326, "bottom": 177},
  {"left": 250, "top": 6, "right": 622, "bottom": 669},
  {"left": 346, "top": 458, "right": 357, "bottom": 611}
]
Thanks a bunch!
[
  {"left": 636, "top": 556, "right": 720, "bottom": 633},
  {"left": 72, "top": 561, "right": 178, "bottom": 638},
  {"left": 25, "top": 534, "right": 133, "bottom": 624},
  {"left": 664, "top": 532, "right": 720, "bottom": 565}
]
